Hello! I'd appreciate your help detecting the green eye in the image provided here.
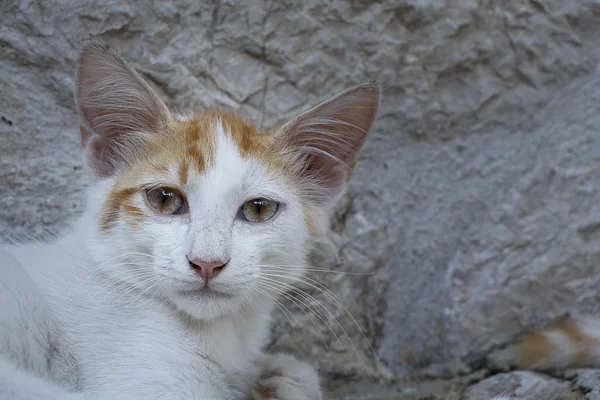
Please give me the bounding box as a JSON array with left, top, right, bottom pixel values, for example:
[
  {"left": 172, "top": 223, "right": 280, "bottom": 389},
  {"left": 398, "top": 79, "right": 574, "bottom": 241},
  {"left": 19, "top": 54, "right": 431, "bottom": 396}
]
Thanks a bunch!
[
  {"left": 146, "top": 188, "right": 186, "bottom": 215},
  {"left": 240, "top": 198, "right": 279, "bottom": 223}
]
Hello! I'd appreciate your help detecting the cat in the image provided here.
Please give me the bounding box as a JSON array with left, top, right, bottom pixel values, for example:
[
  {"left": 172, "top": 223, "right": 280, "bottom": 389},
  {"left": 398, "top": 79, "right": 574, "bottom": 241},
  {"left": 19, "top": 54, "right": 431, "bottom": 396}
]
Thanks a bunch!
[
  {"left": 0, "top": 38, "right": 380, "bottom": 399},
  {"left": 462, "top": 315, "right": 600, "bottom": 400},
  {"left": 492, "top": 314, "right": 600, "bottom": 371}
]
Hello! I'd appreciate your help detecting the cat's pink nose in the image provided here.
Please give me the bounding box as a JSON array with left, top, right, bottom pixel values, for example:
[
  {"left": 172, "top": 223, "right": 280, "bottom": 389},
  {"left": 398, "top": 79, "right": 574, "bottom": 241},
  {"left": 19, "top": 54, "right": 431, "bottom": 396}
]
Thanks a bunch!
[{"left": 187, "top": 257, "right": 228, "bottom": 283}]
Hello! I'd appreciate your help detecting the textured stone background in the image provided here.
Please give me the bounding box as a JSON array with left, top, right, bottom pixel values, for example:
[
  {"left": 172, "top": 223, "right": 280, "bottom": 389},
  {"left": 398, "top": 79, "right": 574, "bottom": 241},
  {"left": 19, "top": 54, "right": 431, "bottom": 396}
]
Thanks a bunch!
[{"left": 4, "top": 0, "right": 600, "bottom": 398}]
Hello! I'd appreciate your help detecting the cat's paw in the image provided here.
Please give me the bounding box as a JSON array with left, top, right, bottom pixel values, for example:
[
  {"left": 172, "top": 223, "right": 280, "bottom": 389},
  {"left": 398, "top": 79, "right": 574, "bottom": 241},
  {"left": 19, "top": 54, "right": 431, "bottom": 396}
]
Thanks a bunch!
[{"left": 251, "top": 353, "right": 322, "bottom": 400}]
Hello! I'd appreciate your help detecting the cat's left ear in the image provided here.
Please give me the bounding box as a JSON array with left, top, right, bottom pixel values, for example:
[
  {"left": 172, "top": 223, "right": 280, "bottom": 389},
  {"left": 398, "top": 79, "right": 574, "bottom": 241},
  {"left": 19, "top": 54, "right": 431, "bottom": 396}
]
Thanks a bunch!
[
  {"left": 275, "top": 82, "right": 380, "bottom": 205},
  {"left": 75, "top": 38, "right": 171, "bottom": 177}
]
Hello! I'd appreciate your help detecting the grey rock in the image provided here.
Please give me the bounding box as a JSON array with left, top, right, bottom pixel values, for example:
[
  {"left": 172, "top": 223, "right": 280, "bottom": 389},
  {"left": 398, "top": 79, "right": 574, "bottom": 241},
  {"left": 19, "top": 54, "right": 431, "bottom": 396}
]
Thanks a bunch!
[
  {"left": 4, "top": 0, "right": 600, "bottom": 397},
  {"left": 564, "top": 369, "right": 600, "bottom": 400},
  {"left": 326, "top": 369, "right": 487, "bottom": 400},
  {"left": 463, "top": 371, "right": 581, "bottom": 400}
]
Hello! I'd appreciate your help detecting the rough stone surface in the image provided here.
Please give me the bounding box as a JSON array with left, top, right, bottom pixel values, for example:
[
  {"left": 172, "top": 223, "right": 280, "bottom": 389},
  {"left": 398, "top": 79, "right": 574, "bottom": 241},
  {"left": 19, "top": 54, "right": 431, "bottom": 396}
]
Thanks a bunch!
[
  {"left": 4, "top": 0, "right": 600, "bottom": 397},
  {"left": 564, "top": 369, "right": 600, "bottom": 400},
  {"left": 464, "top": 371, "right": 582, "bottom": 400}
]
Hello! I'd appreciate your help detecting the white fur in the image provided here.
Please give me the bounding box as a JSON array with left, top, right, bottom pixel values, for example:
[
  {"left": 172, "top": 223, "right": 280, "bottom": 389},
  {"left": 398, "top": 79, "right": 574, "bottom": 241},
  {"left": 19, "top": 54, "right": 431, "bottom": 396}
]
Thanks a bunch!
[
  {"left": 542, "top": 330, "right": 577, "bottom": 369},
  {"left": 575, "top": 317, "right": 600, "bottom": 365},
  {"left": 0, "top": 122, "right": 321, "bottom": 399}
]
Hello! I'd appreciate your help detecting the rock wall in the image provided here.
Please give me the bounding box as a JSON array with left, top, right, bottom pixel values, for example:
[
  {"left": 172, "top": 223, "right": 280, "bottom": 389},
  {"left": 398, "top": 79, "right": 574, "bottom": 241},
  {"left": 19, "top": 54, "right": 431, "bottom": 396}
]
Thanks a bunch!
[{"left": 4, "top": 0, "right": 600, "bottom": 396}]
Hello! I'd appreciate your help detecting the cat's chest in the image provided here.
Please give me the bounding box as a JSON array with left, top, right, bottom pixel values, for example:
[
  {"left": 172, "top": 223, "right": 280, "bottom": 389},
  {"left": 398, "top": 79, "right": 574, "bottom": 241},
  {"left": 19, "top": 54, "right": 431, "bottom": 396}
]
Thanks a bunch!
[
  {"left": 183, "top": 315, "right": 266, "bottom": 367},
  {"left": 74, "top": 300, "right": 269, "bottom": 395}
]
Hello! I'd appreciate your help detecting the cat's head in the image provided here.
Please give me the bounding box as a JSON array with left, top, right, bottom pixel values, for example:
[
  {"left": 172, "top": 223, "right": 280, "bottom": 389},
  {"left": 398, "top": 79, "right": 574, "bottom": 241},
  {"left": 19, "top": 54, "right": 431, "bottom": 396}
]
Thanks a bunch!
[{"left": 75, "top": 38, "right": 379, "bottom": 320}]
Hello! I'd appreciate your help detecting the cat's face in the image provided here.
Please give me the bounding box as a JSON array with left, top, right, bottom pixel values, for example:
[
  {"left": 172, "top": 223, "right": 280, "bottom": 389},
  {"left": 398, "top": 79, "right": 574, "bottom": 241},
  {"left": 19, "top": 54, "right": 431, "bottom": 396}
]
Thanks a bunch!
[
  {"left": 76, "top": 39, "right": 379, "bottom": 320},
  {"left": 89, "top": 112, "right": 316, "bottom": 319}
]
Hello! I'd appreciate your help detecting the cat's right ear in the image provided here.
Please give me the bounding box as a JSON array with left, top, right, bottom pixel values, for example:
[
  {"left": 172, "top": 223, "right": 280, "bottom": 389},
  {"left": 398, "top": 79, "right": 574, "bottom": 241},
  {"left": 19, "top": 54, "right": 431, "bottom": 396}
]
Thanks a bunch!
[{"left": 75, "top": 38, "right": 170, "bottom": 177}]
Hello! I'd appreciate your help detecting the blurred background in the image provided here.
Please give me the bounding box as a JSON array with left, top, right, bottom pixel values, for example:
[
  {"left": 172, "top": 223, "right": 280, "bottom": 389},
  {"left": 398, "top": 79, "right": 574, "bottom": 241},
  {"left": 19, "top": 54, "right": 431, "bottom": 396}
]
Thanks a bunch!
[{"left": 3, "top": 1, "right": 600, "bottom": 398}]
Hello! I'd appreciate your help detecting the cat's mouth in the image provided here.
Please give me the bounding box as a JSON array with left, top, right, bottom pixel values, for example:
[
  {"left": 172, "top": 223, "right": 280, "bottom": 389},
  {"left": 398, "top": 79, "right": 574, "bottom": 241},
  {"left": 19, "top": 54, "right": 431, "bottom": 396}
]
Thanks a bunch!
[{"left": 181, "top": 286, "right": 233, "bottom": 299}]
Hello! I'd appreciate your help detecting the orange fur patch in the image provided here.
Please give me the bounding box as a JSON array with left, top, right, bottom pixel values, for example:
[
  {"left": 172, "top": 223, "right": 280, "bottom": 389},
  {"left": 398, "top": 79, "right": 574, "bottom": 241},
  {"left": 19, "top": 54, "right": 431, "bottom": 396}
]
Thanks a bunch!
[
  {"left": 207, "top": 109, "right": 286, "bottom": 172},
  {"left": 516, "top": 332, "right": 556, "bottom": 369},
  {"left": 121, "top": 203, "right": 146, "bottom": 227},
  {"left": 517, "top": 318, "right": 594, "bottom": 369},
  {"left": 218, "top": 111, "right": 263, "bottom": 156},
  {"left": 102, "top": 188, "right": 138, "bottom": 230},
  {"left": 100, "top": 113, "right": 216, "bottom": 230},
  {"left": 256, "top": 384, "right": 276, "bottom": 399},
  {"left": 255, "top": 370, "right": 281, "bottom": 399},
  {"left": 555, "top": 319, "right": 592, "bottom": 367},
  {"left": 98, "top": 108, "right": 356, "bottom": 234},
  {"left": 263, "top": 370, "right": 282, "bottom": 379}
]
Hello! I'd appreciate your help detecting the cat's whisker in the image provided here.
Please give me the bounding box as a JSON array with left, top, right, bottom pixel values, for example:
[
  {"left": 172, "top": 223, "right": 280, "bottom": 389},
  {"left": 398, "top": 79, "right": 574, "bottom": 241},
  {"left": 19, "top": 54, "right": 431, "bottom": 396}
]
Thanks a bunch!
[
  {"left": 255, "top": 280, "right": 329, "bottom": 349},
  {"left": 80, "top": 273, "right": 159, "bottom": 312},
  {"left": 65, "top": 261, "right": 158, "bottom": 299},
  {"left": 258, "top": 272, "right": 377, "bottom": 367},
  {"left": 153, "top": 275, "right": 176, "bottom": 302},
  {"left": 258, "top": 277, "right": 346, "bottom": 355},
  {"left": 76, "top": 269, "right": 154, "bottom": 303},
  {"left": 83, "top": 280, "right": 150, "bottom": 312},
  {"left": 103, "top": 281, "right": 160, "bottom": 311},
  {"left": 79, "top": 282, "right": 129, "bottom": 312},
  {"left": 261, "top": 270, "right": 369, "bottom": 336},
  {"left": 66, "top": 251, "right": 156, "bottom": 277},
  {"left": 254, "top": 289, "right": 318, "bottom": 348},
  {"left": 248, "top": 285, "right": 300, "bottom": 339},
  {"left": 107, "top": 253, "right": 160, "bottom": 261},
  {"left": 77, "top": 263, "right": 157, "bottom": 284},
  {"left": 131, "top": 275, "right": 174, "bottom": 310},
  {"left": 259, "top": 282, "right": 373, "bottom": 375},
  {"left": 122, "top": 276, "right": 165, "bottom": 312},
  {"left": 259, "top": 265, "right": 373, "bottom": 275}
]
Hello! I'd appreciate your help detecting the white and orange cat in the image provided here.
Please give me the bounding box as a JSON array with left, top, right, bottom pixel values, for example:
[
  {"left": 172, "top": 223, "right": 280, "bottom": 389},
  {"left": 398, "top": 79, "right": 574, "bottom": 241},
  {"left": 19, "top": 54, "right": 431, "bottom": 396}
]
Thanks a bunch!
[
  {"left": 0, "top": 39, "right": 380, "bottom": 399},
  {"left": 497, "top": 315, "right": 600, "bottom": 372},
  {"left": 477, "top": 316, "right": 600, "bottom": 400}
]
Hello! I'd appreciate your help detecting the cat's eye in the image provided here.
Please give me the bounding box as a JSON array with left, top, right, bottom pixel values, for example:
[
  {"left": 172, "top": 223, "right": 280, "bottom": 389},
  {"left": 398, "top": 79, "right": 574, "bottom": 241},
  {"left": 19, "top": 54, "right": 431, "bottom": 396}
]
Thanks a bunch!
[
  {"left": 240, "top": 198, "right": 279, "bottom": 223},
  {"left": 146, "top": 187, "right": 186, "bottom": 215}
]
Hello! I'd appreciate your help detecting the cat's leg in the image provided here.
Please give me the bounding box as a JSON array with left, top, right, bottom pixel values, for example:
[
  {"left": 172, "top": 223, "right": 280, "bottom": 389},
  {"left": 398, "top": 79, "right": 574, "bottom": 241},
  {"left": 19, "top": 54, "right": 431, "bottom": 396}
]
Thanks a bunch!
[
  {"left": 0, "top": 247, "right": 82, "bottom": 393},
  {"left": 251, "top": 353, "right": 322, "bottom": 400},
  {"left": 1, "top": 352, "right": 237, "bottom": 400},
  {"left": 0, "top": 356, "right": 96, "bottom": 400}
]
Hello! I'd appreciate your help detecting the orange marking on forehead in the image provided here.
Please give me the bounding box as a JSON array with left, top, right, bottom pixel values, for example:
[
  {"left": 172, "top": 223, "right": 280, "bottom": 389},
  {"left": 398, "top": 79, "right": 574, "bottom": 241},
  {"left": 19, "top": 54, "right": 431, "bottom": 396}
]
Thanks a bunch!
[
  {"left": 145, "top": 110, "right": 286, "bottom": 182},
  {"left": 178, "top": 117, "right": 216, "bottom": 176},
  {"left": 220, "top": 112, "right": 262, "bottom": 156},
  {"left": 196, "top": 110, "right": 293, "bottom": 178},
  {"left": 198, "top": 110, "right": 270, "bottom": 158},
  {"left": 186, "top": 145, "right": 205, "bottom": 175},
  {"left": 98, "top": 108, "right": 302, "bottom": 232},
  {"left": 141, "top": 116, "right": 217, "bottom": 185},
  {"left": 99, "top": 110, "right": 282, "bottom": 232},
  {"left": 147, "top": 162, "right": 170, "bottom": 175},
  {"left": 178, "top": 160, "right": 189, "bottom": 186}
]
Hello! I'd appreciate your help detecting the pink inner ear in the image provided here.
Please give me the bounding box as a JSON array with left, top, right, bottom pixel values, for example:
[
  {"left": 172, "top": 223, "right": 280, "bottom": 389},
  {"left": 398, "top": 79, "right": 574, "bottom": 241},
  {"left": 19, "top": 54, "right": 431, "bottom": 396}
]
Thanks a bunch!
[
  {"left": 303, "top": 153, "right": 347, "bottom": 188},
  {"left": 296, "top": 152, "right": 356, "bottom": 205},
  {"left": 85, "top": 136, "right": 118, "bottom": 178},
  {"left": 277, "top": 83, "right": 380, "bottom": 205},
  {"left": 74, "top": 39, "right": 170, "bottom": 176}
]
